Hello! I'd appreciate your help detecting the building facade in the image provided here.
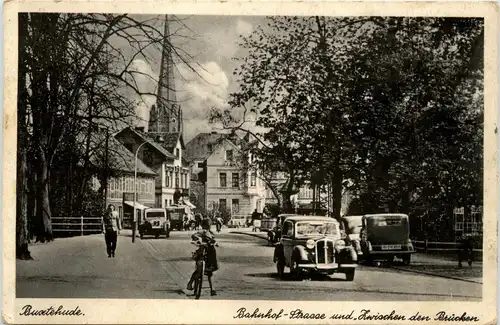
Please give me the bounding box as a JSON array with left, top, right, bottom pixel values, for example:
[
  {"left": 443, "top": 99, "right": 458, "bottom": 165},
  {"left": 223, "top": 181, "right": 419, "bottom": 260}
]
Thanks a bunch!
[
  {"left": 92, "top": 137, "right": 157, "bottom": 227},
  {"left": 115, "top": 127, "right": 191, "bottom": 210},
  {"left": 186, "top": 132, "right": 267, "bottom": 217}
]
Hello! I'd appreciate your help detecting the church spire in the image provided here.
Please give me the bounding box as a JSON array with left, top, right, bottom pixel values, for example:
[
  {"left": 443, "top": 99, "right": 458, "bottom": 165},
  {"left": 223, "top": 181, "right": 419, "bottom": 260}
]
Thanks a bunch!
[{"left": 148, "top": 15, "right": 182, "bottom": 134}]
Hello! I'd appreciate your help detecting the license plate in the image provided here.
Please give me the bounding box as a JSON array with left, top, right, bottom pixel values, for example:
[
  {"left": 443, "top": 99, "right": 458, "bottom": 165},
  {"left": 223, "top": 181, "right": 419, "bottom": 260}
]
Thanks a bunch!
[{"left": 382, "top": 245, "right": 401, "bottom": 250}]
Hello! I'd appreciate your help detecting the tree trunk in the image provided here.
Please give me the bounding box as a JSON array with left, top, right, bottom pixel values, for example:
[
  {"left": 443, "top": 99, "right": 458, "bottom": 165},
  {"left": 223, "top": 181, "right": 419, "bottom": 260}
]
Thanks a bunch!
[
  {"left": 331, "top": 170, "right": 343, "bottom": 220},
  {"left": 16, "top": 146, "right": 32, "bottom": 259},
  {"left": 16, "top": 13, "right": 32, "bottom": 259},
  {"left": 35, "top": 150, "right": 53, "bottom": 243}
]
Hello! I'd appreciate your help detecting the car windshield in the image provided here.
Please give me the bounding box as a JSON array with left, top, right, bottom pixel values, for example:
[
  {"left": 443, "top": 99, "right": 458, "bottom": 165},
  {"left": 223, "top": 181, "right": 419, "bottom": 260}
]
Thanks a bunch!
[
  {"left": 296, "top": 222, "right": 338, "bottom": 237},
  {"left": 145, "top": 211, "right": 165, "bottom": 219},
  {"left": 371, "top": 218, "right": 403, "bottom": 227}
]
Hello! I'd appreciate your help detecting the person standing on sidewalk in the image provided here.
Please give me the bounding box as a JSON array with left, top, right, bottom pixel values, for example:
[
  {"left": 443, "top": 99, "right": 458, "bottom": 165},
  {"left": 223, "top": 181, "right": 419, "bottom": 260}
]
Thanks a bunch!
[{"left": 102, "top": 204, "right": 121, "bottom": 258}]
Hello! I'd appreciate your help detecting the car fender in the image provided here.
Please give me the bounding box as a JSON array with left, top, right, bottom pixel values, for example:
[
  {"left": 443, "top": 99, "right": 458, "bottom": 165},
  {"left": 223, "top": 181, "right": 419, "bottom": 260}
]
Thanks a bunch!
[
  {"left": 273, "top": 244, "right": 284, "bottom": 263},
  {"left": 293, "top": 245, "right": 309, "bottom": 262}
]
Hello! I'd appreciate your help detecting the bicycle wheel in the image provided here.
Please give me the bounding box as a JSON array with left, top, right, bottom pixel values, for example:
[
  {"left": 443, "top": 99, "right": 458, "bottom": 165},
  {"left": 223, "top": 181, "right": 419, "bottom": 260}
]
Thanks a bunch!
[{"left": 194, "top": 261, "right": 204, "bottom": 299}]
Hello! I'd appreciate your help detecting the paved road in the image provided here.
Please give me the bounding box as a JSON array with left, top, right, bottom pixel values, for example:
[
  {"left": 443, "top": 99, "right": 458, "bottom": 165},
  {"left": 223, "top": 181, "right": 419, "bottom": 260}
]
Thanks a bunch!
[{"left": 17, "top": 230, "right": 481, "bottom": 301}]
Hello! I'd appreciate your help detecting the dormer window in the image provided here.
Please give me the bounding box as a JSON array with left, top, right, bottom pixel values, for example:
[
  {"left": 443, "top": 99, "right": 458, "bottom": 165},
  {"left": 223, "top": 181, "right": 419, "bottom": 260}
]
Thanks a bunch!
[
  {"left": 175, "top": 148, "right": 180, "bottom": 158},
  {"left": 207, "top": 144, "right": 213, "bottom": 151},
  {"left": 226, "top": 150, "right": 233, "bottom": 161}
]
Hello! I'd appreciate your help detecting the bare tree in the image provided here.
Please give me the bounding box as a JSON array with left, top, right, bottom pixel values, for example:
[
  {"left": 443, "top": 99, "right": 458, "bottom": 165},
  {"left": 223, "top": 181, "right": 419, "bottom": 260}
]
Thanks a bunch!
[{"left": 17, "top": 13, "right": 200, "bottom": 255}]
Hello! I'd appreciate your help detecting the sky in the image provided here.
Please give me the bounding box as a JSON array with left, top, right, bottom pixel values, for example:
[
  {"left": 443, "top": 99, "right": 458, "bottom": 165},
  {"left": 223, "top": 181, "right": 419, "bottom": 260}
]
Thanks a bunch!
[{"left": 126, "top": 15, "right": 268, "bottom": 142}]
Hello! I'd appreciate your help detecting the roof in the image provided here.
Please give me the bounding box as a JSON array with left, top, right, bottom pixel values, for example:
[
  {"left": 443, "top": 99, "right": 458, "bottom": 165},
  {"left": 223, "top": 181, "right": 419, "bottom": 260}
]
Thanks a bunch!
[
  {"left": 184, "top": 132, "right": 242, "bottom": 161},
  {"left": 116, "top": 127, "right": 175, "bottom": 159},
  {"left": 146, "top": 131, "right": 185, "bottom": 151},
  {"left": 364, "top": 214, "right": 409, "bottom": 218},
  {"left": 81, "top": 131, "right": 157, "bottom": 176},
  {"left": 284, "top": 216, "right": 338, "bottom": 222}
]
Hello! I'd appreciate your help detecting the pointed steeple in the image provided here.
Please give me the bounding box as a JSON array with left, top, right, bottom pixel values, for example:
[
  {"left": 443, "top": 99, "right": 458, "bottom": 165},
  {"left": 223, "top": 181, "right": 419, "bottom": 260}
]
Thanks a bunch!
[{"left": 148, "top": 15, "right": 182, "bottom": 135}]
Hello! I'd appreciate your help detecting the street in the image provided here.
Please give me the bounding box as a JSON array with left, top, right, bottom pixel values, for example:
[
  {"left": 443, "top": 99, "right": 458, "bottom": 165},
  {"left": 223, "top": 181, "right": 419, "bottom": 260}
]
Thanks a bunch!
[{"left": 17, "top": 230, "right": 481, "bottom": 301}]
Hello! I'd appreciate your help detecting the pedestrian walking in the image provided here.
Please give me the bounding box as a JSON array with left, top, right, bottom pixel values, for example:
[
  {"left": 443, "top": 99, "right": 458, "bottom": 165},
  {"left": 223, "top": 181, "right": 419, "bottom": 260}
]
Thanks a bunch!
[
  {"left": 215, "top": 213, "right": 223, "bottom": 232},
  {"left": 102, "top": 204, "right": 121, "bottom": 258},
  {"left": 458, "top": 234, "right": 474, "bottom": 267}
]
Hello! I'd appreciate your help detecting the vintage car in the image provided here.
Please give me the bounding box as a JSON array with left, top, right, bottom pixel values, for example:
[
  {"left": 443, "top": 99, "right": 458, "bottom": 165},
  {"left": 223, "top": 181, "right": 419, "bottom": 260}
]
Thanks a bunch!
[
  {"left": 273, "top": 216, "right": 357, "bottom": 281},
  {"left": 139, "top": 208, "right": 170, "bottom": 239},
  {"left": 340, "top": 215, "right": 364, "bottom": 258},
  {"left": 359, "top": 213, "right": 415, "bottom": 265},
  {"left": 267, "top": 214, "right": 296, "bottom": 246},
  {"left": 166, "top": 206, "right": 186, "bottom": 231}
]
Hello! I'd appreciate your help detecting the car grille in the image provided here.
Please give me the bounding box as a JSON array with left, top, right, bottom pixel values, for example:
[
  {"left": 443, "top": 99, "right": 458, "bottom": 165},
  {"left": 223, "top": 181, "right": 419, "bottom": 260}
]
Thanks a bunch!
[{"left": 316, "top": 239, "right": 334, "bottom": 264}]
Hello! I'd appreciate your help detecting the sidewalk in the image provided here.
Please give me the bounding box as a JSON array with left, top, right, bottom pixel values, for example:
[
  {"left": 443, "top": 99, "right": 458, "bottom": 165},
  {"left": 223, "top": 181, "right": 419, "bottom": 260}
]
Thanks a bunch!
[
  {"left": 231, "top": 229, "right": 482, "bottom": 284},
  {"left": 16, "top": 230, "right": 186, "bottom": 298}
]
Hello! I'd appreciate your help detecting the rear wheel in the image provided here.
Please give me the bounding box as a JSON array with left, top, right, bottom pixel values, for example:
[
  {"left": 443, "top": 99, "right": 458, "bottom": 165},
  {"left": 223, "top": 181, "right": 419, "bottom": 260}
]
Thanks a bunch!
[
  {"left": 139, "top": 232, "right": 144, "bottom": 239},
  {"left": 194, "top": 261, "right": 204, "bottom": 299},
  {"left": 402, "top": 255, "right": 411, "bottom": 266},
  {"left": 155, "top": 233, "right": 159, "bottom": 239},
  {"left": 345, "top": 269, "right": 355, "bottom": 281}
]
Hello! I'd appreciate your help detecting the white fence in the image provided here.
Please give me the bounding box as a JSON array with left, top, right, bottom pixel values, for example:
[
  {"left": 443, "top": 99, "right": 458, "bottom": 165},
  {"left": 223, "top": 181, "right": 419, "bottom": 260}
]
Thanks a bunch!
[{"left": 52, "top": 216, "right": 103, "bottom": 236}]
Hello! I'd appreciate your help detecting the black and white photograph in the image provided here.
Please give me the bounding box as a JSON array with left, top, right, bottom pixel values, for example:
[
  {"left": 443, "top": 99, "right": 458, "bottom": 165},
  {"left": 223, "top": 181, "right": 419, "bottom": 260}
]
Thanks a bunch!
[{"left": 3, "top": 1, "right": 498, "bottom": 324}]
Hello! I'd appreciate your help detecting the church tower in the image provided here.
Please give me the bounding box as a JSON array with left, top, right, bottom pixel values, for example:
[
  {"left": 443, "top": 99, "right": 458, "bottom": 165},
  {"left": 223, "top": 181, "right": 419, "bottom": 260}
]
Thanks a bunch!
[{"left": 148, "top": 15, "right": 183, "bottom": 135}]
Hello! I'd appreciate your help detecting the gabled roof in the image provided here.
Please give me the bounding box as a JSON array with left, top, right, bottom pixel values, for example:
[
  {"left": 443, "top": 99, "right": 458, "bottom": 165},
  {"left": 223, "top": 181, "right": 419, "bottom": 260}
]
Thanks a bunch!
[
  {"left": 115, "top": 127, "right": 175, "bottom": 159},
  {"left": 184, "top": 132, "right": 242, "bottom": 161},
  {"left": 79, "top": 131, "right": 157, "bottom": 176}
]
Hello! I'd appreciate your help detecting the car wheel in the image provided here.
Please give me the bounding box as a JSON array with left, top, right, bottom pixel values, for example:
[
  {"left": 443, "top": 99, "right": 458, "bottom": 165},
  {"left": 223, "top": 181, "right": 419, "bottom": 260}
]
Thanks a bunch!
[
  {"left": 345, "top": 269, "right": 355, "bottom": 281},
  {"left": 290, "top": 257, "right": 302, "bottom": 280},
  {"left": 139, "top": 233, "right": 143, "bottom": 239},
  {"left": 155, "top": 233, "right": 159, "bottom": 239},
  {"left": 276, "top": 258, "right": 285, "bottom": 279},
  {"left": 402, "top": 255, "right": 411, "bottom": 266}
]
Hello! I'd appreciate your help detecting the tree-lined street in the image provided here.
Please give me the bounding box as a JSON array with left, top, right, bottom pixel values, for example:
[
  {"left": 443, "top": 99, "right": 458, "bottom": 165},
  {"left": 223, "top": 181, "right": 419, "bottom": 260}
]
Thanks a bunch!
[{"left": 17, "top": 231, "right": 481, "bottom": 300}]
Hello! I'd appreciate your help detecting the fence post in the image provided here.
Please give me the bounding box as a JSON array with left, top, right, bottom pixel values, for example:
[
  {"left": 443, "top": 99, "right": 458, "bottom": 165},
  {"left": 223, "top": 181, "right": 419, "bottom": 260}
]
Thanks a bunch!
[
  {"left": 424, "top": 239, "right": 428, "bottom": 253},
  {"left": 81, "top": 216, "right": 84, "bottom": 236}
]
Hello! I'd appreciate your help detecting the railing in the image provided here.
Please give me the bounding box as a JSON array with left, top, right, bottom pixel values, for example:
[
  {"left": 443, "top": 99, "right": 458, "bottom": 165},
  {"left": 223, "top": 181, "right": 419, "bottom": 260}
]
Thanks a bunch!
[
  {"left": 52, "top": 216, "right": 103, "bottom": 237},
  {"left": 412, "top": 240, "right": 482, "bottom": 253}
]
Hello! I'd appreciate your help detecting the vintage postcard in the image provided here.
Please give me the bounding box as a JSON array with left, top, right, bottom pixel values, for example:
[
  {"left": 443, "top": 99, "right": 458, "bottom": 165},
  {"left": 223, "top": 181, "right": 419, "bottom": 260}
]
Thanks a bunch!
[{"left": 2, "top": 1, "right": 498, "bottom": 324}]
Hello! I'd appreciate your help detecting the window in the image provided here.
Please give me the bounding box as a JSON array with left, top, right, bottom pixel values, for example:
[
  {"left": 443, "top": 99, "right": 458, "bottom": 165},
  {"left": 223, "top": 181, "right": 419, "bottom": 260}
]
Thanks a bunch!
[
  {"left": 283, "top": 221, "right": 294, "bottom": 237},
  {"left": 232, "top": 173, "right": 239, "bottom": 188},
  {"left": 165, "top": 200, "right": 169, "bottom": 207},
  {"left": 170, "top": 172, "right": 173, "bottom": 187},
  {"left": 175, "top": 148, "right": 180, "bottom": 158},
  {"left": 166, "top": 170, "right": 170, "bottom": 187},
  {"left": 220, "top": 173, "right": 227, "bottom": 187},
  {"left": 250, "top": 172, "right": 256, "bottom": 186},
  {"left": 207, "top": 144, "right": 213, "bottom": 151},
  {"left": 175, "top": 172, "right": 179, "bottom": 188},
  {"left": 232, "top": 199, "right": 239, "bottom": 213},
  {"left": 219, "top": 199, "right": 227, "bottom": 211},
  {"left": 169, "top": 199, "right": 173, "bottom": 206},
  {"left": 226, "top": 150, "right": 233, "bottom": 161},
  {"left": 198, "top": 162, "right": 204, "bottom": 168},
  {"left": 184, "top": 174, "right": 188, "bottom": 188}
]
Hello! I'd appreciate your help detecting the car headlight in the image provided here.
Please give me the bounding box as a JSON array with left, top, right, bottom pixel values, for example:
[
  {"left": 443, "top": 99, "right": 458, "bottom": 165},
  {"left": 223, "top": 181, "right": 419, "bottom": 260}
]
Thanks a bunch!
[
  {"left": 306, "top": 239, "right": 315, "bottom": 249},
  {"left": 334, "top": 240, "right": 346, "bottom": 250}
]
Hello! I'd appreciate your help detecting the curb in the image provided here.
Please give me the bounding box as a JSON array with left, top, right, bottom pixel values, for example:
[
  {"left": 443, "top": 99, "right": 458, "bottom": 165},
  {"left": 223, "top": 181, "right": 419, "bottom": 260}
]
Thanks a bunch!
[
  {"left": 230, "top": 231, "right": 268, "bottom": 241},
  {"left": 391, "top": 266, "right": 482, "bottom": 284}
]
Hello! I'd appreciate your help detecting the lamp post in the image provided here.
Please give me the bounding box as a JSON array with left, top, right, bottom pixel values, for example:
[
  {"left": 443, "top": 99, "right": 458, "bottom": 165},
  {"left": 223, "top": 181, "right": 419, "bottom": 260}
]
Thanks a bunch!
[{"left": 133, "top": 141, "right": 148, "bottom": 243}]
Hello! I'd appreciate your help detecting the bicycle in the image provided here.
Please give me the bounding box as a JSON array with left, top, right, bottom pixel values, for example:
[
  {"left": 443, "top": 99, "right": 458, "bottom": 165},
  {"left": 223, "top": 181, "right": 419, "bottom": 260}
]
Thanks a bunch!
[{"left": 190, "top": 240, "right": 219, "bottom": 299}]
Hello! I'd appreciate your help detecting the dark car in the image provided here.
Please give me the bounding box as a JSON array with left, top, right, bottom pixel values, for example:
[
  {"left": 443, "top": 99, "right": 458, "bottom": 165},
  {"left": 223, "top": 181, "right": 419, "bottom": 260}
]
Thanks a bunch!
[
  {"left": 139, "top": 208, "right": 170, "bottom": 239},
  {"left": 273, "top": 216, "right": 357, "bottom": 281},
  {"left": 267, "top": 214, "right": 295, "bottom": 246},
  {"left": 359, "top": 213, "right": 415, "bottom": 265}
]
